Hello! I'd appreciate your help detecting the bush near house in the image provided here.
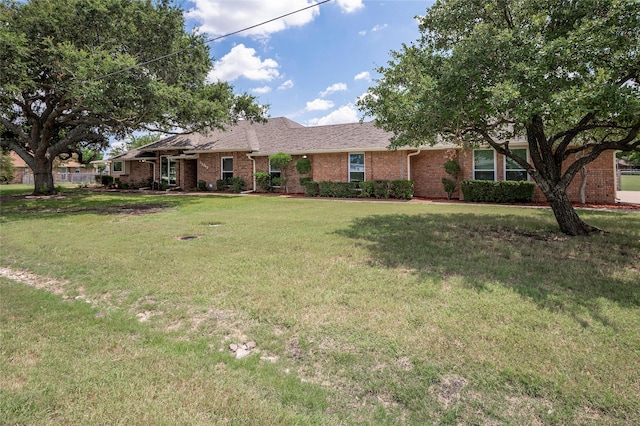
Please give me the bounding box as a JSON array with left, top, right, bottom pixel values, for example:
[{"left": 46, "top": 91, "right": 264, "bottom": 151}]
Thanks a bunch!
[
  {"left": 461, "top": 180, "right": 536, "bottom": 203},
  {"left": 254, "top": 172, "right": 272, "bottom": 192},
  {"left": 216, "top": 177, "right": 246, "bottom": 193},
  {"left": 303, "top": 180, "right": 414, "bottom": 200}
]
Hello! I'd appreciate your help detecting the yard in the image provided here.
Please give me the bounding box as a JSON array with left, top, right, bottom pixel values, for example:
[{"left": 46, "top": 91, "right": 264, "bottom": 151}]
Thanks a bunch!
[
  {"left": 621, "top": 174, "right": 640, "bottom": 191},
  {"left": 1, "top": 187, "right": 639, "bottom": 424}
]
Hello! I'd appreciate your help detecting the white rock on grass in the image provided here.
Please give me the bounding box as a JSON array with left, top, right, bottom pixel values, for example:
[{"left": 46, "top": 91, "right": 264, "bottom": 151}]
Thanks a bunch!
[{"left": 235, "top": 348, "right": 252, "bottom": 359}]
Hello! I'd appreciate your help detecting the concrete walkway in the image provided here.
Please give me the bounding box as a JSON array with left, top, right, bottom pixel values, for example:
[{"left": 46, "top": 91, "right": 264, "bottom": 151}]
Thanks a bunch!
[{"left": 617, "top": 191, "right": 640, "bottom": 205}]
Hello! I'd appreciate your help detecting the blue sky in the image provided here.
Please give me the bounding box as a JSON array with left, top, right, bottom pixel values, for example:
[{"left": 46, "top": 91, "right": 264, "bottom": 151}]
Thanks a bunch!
[{"left": 180, "top": 1, "right": 434, "bottom": 126}]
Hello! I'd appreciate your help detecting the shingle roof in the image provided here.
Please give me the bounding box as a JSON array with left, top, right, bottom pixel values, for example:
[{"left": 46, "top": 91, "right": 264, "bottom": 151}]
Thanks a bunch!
[{"left": 111, "top": 117, "right": 453, "bottom": 160}]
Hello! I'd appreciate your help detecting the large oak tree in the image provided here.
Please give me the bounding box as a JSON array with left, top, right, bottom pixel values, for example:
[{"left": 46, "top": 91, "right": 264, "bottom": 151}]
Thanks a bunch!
[
  {"left": 358, "top": 0, "right": 640, "bottom": 235},
  {"left": 0, "top": 0, "right": 265, "bottom": 195}
]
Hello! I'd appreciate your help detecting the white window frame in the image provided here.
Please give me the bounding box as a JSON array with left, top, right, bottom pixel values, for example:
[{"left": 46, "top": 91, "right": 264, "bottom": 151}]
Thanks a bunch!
[
  {"left": 504, "top": 148, "right": 529, "bottom": 181},
  {"left": 349, "top": 153, "right": 365, "bottom": 182},
  {"left": 112, "top": 161, "right": 124, "bottom": 174},
  {"left": 473, "top": 149, "right": 496, "bottom": 181},
  {"left": 221, "top": 157, "right": 234, "bottom": 180},
  {"left": 269, "top": 158, "right": 281, "bottom": 178},
  {"left": 160, "top": 156, "right": 176, "bottom": 185}
]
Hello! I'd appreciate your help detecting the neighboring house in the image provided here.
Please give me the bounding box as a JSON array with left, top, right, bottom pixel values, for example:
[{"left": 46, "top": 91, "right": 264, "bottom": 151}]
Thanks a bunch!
[
  {"left": 7, "top": 151, "right": 98, "bottom": 184},
  {"left": 109, "top": 117, "right": 617, "bottom": 204}
]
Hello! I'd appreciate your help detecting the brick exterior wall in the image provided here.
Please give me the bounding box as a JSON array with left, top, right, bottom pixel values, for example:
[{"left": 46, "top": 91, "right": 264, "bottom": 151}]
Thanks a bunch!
[
  {"left": 117, "top": 147, "right": 616, "bottom": 203},
  {"left": 309, "top": 151, "right": 407, "bottom": 186},
  {"left": 410, "top": 149, "right": 458, "bottom": 199},
  {"left": 410, "top": 148, "right": 616, "bottom": 204},
  {"left": 118, "top": 160, "right": 154, "bottom": 186},
  {"left": 197, "top": 152, "right": 254, "bottom": 190},
  {"left": 559, "top": 150, "right": 616, "bottom": 204},
  {"left": 252, "top": 155, "right": 309, "bottom": 193},
  {"left": 179, "top": 159, "right": 198, "bottom": 190}
]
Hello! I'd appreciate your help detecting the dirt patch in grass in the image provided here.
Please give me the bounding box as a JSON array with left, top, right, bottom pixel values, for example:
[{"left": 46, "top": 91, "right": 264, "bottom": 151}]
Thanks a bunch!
[
  {"left": 0, "top": 267, "right": 68, "bottom": 295},
  {"left": 430, "top": 375, "right": 468, "bottom": 409},
  {"left": 60, "top": 203, "right": 171, "bottom": 215}
]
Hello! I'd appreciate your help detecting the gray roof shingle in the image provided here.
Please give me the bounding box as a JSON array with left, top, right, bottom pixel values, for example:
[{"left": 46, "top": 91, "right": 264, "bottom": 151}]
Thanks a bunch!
[{"left": 111, "top": 117, "right": 453, "bottom": 160}]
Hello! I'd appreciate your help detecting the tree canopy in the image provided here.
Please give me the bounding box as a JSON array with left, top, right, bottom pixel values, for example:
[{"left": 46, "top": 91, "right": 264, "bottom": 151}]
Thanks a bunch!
[
  {"left": 0, "top": 0, "right": 266, "bottom": 194},
  {"left": 359, "top": 0, "right": 640, "bottom": 235}
]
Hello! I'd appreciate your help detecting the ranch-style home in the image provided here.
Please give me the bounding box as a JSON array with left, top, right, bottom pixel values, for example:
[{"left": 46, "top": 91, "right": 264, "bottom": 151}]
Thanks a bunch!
[{"left": 108, "top": 117, "right": 617, "bottom": 203}]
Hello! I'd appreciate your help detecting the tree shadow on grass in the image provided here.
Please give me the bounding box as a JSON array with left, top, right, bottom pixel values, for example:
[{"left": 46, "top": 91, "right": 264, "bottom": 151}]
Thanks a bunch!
[{"left": 335, "top": 212, "right": 640, "bottom": 324}]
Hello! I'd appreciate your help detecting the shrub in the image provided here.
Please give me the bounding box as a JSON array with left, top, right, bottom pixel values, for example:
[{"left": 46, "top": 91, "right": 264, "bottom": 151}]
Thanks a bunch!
[
  {"left": 197, "top": 180, "right": 207, "bottom": 191},
  {"left": 228, "top": 177, "right": 246, "bottom": 193},
  {"left": 302, "top": 180, "right": 411, "bottom": 199},
  {"left": 318, "top": 181, "right": 336, "bottom": 197},
  {"left": 269, "top": 152, "right": 292, "bottom": 171},
  {"left": 295, "top": 158, "right": 312, "bottom": 175},
  {"left": 302, "top": 180, "right": 319, "bottom": 196},
  {"left": 461, "top": 180, "right": 536, "bottom": 203},
  {"left": 334, "top": 182, "right": 359, "bottom": 198},
  {"left": 299, "top": 177, "right": 313, "bottom": 186},
  {"left": 216, "top": 179, "right": 227, "bottom": 191},
  {"left": 390, "top": 180, "right": 414, "bottom": 199},
  {"left": 254, "top": 172, "right": 271, "bottom": 192},
  {"left": 100, "top": 175, "right": 114, "bottom": 187},
  {"left": 359, "top": 181, "right": 374, "bottom": 198},
  {"left": 442, "top": 159, "right": 462, "bottom": 199},
  {"left": 271, "top": 177, "right": 285, "bottom": 188},
  {"left": 373, "top": 180, "right": 390, "bottom": 198}
]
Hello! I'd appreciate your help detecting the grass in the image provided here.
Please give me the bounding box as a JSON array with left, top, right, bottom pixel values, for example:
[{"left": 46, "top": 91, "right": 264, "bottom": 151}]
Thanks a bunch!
[
  {"left": 621, "top": 174, "right": 640, "bottom": 191},
  {"left": 1, "top": 185, "right": 639, "bottom": 424}
]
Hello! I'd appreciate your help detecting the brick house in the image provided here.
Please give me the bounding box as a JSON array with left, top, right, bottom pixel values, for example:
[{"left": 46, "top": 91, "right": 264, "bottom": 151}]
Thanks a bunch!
[
  {"left": 109, "top": 117, "right": 617, "bottom": 203},
  {"left": 6, "top": 151, "right": 97, "bottom": 184}
]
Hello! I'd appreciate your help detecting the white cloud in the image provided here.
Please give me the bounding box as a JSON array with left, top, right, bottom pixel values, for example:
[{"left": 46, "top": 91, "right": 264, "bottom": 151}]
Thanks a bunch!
[
  {"left": 360, "top": 23, "right": 388, "bottom": 36},
  {"left": 305, "top": 98, "right": 335, "bottom": 111},
  {"left": 309, "top": 104, "right": 359, "bottom": 125},
  {"left": 335, "top": 0, "right": 364, "bottom": 13},
  {"left": 371, "top": 24, "right": 388, "bottom": 32},
  {"left": 278, "top": 79, "right": 294, "bottom": 90},
  {"left": 208, "top": 44, "right": 279, "bottom": 82},
  {"left": 320, "top": 82, "right": 348, "bottom": 97},
  {"left": 252, "top": 86, "right": 272, "bottom": 94},
  {"left": 187, "top": 1, "right": 321, "bottom": 38},
  {"left": 354, "top": 71, "right": 371, "bottom": 82}
]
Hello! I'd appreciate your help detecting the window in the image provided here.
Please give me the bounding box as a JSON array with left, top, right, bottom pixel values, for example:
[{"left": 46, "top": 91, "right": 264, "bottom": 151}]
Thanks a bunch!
[
  {"left": 221, "top": 157, "right": 233, "bottom": 180},
  {"left": 269, "top": 158, "right": 281, "bottom": 179},
  {"left": 473, "top": 150, "right": 495, "bottom": 180},
  {"left": 112, "top": 161, "right": 123, "bottom": 173},
  {"left": 160, "top": 156, "right": 176, "bottom": 185},
  {"left": 349, "top": 153, "right": 365, "bottom": 182},
  {"left": 505, "top": 148, "right": 528, "bottom": 181}
]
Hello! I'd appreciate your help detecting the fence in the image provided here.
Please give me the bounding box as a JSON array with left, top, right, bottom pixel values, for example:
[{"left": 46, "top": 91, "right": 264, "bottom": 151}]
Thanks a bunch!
[
  {"left": 620, "top": 170, "right": 640, "bottom": 175},
  {"left": 22, "top": 173, "right": 99, "bottom": 185}
]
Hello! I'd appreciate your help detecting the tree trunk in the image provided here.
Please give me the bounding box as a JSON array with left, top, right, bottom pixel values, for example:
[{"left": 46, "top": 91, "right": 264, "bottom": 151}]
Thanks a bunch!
[
  {"left": 547, "top": 189, "right": 599, "bottom": 236},
  {"left": 32, "top": 156, "right": 56, "bottom": 195},
  {"left": 579, "top": 166, "right": 587, "bottom": 204}
]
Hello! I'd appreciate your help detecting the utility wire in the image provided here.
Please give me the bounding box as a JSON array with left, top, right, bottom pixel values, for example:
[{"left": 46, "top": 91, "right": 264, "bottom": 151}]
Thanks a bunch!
[{"left": 88, "top": 0, "right": 331, "bottom": 83}]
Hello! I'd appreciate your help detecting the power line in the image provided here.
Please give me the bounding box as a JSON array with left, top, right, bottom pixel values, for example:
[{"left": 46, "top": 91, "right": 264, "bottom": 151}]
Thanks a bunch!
[{"left": 88, "top": 0, "right": 331, "bottom": 83}]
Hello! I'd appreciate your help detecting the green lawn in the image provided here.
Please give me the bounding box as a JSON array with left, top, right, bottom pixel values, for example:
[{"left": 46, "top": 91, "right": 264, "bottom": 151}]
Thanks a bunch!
[
  {"left": 1, "top": 187, "right": 639, "bottom": 424},
  {"left": 621, "top": 174, "right": 640, "bottom": 191}
]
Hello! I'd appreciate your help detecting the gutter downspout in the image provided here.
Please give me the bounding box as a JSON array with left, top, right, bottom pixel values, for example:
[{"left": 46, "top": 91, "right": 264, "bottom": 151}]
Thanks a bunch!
[
  {"left": 406, "top": 149, "right": 421, "bottom": 181},
  {"left": 246, "top": 153, "right": 256, "bottom": 193}
]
